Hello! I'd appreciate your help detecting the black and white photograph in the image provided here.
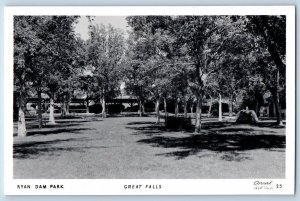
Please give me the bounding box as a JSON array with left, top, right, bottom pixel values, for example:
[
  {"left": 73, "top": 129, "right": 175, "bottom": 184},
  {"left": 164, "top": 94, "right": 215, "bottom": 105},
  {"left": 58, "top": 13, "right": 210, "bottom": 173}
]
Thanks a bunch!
[{"left": 4, "top": 6, "right": 295, "bottom": 195}]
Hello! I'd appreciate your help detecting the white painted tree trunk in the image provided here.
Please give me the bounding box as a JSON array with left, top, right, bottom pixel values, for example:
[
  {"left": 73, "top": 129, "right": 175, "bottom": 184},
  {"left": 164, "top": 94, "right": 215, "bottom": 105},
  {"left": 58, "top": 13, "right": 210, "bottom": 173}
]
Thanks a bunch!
[
  {"left": 66, "top": 102, "right": 70, "bottom": 115},
  {"left": 86, "top": 99, "right": 89, "bottom": 113},
  {"left": 218, "top": 93, "right": 222, "bottom": 122},
  {"left": 101, "top": 96, "right": 106, "bottom": 118},
  {"left": 49, "top": 97, "right": 56, "bottom": 124},
  {"left": 141, "top": 102, "right": 145, "bottom": 114},
  {"left": 18, "top": 103, "right": 27, "bottom": 137}
]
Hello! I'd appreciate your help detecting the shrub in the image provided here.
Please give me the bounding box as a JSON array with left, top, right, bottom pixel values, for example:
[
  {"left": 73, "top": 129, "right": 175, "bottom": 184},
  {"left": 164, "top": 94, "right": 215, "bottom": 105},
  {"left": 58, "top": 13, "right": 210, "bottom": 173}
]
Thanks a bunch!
[
  {"left": 165, "top": 116, "right": 192, "bottom": 130},
  {"left": 89, "top": 104, "right": 102, "bottom": 114},
  {"left": 235, "top": 110, "right": 259, "bottom": 124}
]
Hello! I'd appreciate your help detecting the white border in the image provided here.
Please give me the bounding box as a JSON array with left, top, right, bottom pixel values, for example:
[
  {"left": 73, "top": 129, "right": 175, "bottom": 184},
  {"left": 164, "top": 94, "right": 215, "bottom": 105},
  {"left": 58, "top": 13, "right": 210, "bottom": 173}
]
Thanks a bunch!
[{"left": 4, "top": 6, "right": 295, "bottom": 195}]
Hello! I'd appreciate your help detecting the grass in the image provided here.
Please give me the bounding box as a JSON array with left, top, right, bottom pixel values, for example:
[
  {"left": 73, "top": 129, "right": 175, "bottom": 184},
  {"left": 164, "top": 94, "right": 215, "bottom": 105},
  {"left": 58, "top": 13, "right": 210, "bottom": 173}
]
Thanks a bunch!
[{"left": 13, "top": 115, "right": 285, "bottom": 179}]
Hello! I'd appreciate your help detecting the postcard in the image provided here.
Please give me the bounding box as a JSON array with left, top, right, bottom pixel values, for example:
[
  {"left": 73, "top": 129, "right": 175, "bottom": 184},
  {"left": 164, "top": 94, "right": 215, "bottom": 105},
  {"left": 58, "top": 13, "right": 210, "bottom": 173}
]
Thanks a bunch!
[{"left": 4, "top": 6, "right": 295, "bottom": 195}]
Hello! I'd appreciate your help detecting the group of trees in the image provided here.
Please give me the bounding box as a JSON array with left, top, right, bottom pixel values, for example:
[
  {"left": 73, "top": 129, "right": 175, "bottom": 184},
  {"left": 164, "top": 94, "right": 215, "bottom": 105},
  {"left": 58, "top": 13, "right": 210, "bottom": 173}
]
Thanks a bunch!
[
  {"left": 14, "top": 15, "right": 286, "bottom": 136},
  {"left": 124, "top": 15, "right": 286, "bottom": 132},
  {"left": 14, "top": 16, "right": 83, "bottom": 136},
  {"left": 14, "top": 16, "right": 125, "bottom": 136}
]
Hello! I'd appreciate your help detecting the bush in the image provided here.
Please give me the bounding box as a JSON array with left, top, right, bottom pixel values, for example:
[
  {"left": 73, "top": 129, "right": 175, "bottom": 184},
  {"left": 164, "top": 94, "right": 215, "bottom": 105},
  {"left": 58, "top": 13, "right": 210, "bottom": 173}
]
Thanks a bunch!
[
  {"left": 235, "top": 110, "right": 259, "bottom": 124},
  {"left": 107, "top": 104, "right": 123, "bottom": 113},
  {"left": 165, "top": 116, "right": 192, "bottom": 130},
  {"left": 89, "top": 104, "right": 102, "bottom": 114}
]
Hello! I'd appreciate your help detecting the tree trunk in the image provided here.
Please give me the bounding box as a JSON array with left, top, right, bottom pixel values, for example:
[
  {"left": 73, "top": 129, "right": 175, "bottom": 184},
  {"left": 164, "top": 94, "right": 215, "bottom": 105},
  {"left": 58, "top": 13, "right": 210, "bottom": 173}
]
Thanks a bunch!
[
  {"left": 275, "top": 69, "right": 283, "bottom": 125},
  {"left": 208, "top": 95, "right": 212, "bottom": 117},
  {"left": 61, "top": 101, "right": 66, "bottom": 118},
  {"left": 274, "top": 98, "right": 282, "bottom": 125},
  {"left": 218, "top": 93, "right": 222, "bottom": 122},
  {"left": 183, "top": 98, "right": 187, "bottom": 118},
  {"left": 141, "top": 102, "right": 145, "bottom": 115},
  {"left": 266, "top": 105, "right": 270, "bottom": 117},
  {"left": 190, "top": 104, "right": 193, "bottom": 117},
  {"left": 272, "top": 90, "right": 283, "bottom": 125},
  {"left": 37, "top": 89, "right": 43, "bottom": 128},
  {"left": 155, "top": 98, "right": 160, "bottom": 124},
  {"left": 256, "top": 101, "right": 260, "bottom": 117},
  {"left": 65, "top": 94, "right": 70, "bottom": 115},
  {"left": 17, "top": 98, "right": 27, "bottom": 137},
  {"left": 272, "top": 101, "right": 276, "bottom": 117},
  {"left": 163, "top": 97, "right": 168, "bottom": 119},
  {"left": 138, "top": 99, "right": 142, "bottom": 117},
  {"left": 86, "top": 99, "right": 89, "bottom": 113},
  {"left": 120, "top": 100, "right": 123, "bottom": 113},
  {"left": 229, "top": 95, "right": 233, "bottom": 117},
  {"left": 101, "top": 96, "right": 106, "bottom": 118},
  {"left": 66, "top": 102, "right": 70, "bottom": 115},
  {"left": 195, "top": 95, "right": 202, "bottom": 133},
  {"left": 255, "top": 17, "right": 284, "bottom": 124},
  {"left": 175, "top": 99, "right": 179, "bottom": 117},
  {"left": 49, "top": 97, "right": 56, "bottom": 124}
]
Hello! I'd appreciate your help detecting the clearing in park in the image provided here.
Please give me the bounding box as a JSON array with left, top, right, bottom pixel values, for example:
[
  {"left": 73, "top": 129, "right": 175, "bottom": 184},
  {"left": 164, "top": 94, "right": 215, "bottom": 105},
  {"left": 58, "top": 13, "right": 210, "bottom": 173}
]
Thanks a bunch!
[{"left": 13, "top": 114, "right": 285, "bottom": 179}]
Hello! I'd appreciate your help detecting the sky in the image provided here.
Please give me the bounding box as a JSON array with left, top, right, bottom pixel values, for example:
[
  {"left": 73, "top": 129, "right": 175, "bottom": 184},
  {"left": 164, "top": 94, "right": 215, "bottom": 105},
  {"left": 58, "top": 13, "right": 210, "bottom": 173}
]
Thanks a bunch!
[{"left": 74, "top": 16, "right": 130, "bottom": 40}]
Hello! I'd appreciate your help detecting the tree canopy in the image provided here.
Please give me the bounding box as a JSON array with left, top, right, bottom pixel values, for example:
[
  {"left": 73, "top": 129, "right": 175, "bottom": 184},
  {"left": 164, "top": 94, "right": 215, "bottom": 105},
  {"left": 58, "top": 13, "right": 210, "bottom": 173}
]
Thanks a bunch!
[{"left": 13, "top": 15, "right": 286, "bottom": 136}]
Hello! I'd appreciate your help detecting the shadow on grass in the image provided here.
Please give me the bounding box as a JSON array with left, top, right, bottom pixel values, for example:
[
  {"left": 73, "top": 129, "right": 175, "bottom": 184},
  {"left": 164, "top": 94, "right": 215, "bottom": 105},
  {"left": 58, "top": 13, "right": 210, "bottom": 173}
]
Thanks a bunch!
[
  {"left": 24, "top": 115, "right": 84, "bottom": 122},
  {"left": 200, "top": 121, "right": 285, "bottom": 130},
  {"left": 127, "top": 121, "right": 157, "bottom": 125},
  {"left": 201, "top": 122, "right": 236, "bottom": 129},
  {"left": 14, "top": 119, "right": 96, "bottom": 136},
  {"left": 127, "top": 121, "right": 285, "bottom": 160},
  {"left": 126, "top": 122, "right": 166, "bottom": 136},
  {"left": 255, "top": 122, "right": 286, "bottom": 128},
  {"left": 25, "top": 122, "right": 88, "bottom": 130},
  {"left": 107, "top": 114, "right": 150, "bottom": 118},
  {"left": 213, "top": 127, "right": 277, "bottom": 134},
  {"left": 26, "top": 128, "right": 94, "bottom": 136},
  {"left": 14, "top": 138, "right": 107, "bottom": 159},
  {"left": 128, "top": 122, "right": 272, "bottom": 136},
  {"left": 54, "top": 120, "right": 92, "bottom": 123},
  {"left": 138, "top": 133, "right": 285, "bottom": 160}
]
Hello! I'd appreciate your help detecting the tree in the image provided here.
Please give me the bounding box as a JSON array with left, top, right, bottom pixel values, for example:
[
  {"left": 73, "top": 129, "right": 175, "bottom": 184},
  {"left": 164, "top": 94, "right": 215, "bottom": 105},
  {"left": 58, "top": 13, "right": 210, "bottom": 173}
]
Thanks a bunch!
[
  {"left": 77, "top": 69, "right": 98, "bottom": 114},
  {"left": 14, "top": 15, "right": 82, "bottom": 136},
  {"left": 122, "top": 32, "right": 153, "bottom": 117},
  {"left": 125, "top": 15, "right": 286, "bottom": 130},
  {"left": 14, "top": 16, "right": 48, "bottom": 136},
  {"left": 87, "top": 24, "right": 125, "bottom": 118},
  {"left": 168, "top": 62, "right": 191, "bottom": 118},
  {"left": 126, "top": 16, "right": 175, "bottom": 123},
  {"left": 246, "top": 15, "right": 286, "bottom": 125},
  {"left": 57, "top": 37, "right": 86, "bottom": 117},
  {"left": 213, "top": 33, "right": 255, "bottom": 120},
  {"left": 40, "top": 16, "right": 81, "bottom": 124},
  {"left": 171, "top": 16, "right": 242, "bottom": 132}
]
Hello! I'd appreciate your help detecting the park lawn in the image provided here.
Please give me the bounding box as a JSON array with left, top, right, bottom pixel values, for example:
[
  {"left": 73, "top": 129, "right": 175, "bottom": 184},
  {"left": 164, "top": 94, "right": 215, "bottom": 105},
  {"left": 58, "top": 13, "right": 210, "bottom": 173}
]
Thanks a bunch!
[{"left": 13, "top": 115, "right": 285, "bottom": 179}]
